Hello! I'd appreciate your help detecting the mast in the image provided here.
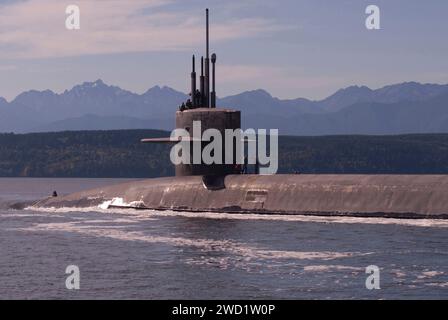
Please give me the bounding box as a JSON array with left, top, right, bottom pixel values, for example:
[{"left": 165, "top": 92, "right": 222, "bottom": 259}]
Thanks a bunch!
[
  {"left": 191, "top": 55, "right": 197, "bottom": 107},
  {"left": 187, "top": 9, "right": 215, "bottom": 108},
  {"left": 211, "top": 53, "right": 216, "bottom": 108},
  {"left": 200, "top": 56, "right": 205, "bottom": 106},
  {"left": 205, "top": 8, "right": 210, "bottom": 108}
]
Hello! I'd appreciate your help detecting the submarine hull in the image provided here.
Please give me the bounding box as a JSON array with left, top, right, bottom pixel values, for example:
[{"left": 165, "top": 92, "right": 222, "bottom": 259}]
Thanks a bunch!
[{"left": 33, "top": 174, "right": 448, "bottom": 219}]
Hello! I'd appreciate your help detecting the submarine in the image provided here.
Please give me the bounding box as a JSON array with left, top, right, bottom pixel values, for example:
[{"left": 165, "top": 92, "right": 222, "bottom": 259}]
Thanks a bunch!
[{"left": 33, "top": 9, "right": 448, "bottom": 219}]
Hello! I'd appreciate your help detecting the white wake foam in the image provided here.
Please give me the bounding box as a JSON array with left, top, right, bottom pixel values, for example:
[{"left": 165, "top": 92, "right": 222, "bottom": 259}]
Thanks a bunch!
[
  {"left": 16, "top": 219, "right": 368, "bottom": 264},
  {"left": 25, "top": 198, "right": 448, "bottom": 228}
]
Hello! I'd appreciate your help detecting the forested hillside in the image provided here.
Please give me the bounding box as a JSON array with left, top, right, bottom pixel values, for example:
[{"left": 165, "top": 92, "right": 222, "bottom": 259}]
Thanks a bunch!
[{"left": 1, "top": 130, "right": 448, "bottom": 177}]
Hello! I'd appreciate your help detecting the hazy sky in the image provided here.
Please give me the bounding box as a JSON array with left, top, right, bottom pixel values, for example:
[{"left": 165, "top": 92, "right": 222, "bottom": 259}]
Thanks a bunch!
[{"left": 0, "top": 0, "right": 447, "bottom": 101}]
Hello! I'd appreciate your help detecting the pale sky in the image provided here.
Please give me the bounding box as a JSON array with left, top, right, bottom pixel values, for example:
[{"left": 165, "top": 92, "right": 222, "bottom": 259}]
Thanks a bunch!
[{"left": 0, "top": 0, "right": 447, "bottom": 101}]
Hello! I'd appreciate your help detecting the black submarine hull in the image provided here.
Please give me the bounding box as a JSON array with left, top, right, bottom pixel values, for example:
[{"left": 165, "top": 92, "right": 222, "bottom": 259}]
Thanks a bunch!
[{"left": 33, "top": 174, "right": 448, "bottom": 219}]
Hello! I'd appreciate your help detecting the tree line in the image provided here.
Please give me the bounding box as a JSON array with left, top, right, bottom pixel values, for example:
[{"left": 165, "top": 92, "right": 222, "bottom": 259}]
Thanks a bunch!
[{"left": 1, "top": 130, "right": 448, "bottom": 177}]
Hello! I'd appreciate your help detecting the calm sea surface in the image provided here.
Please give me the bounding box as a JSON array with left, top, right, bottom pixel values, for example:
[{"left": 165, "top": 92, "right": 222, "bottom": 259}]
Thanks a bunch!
[{"left": 0, "top": 178, "right": 447, "bottom": 299}]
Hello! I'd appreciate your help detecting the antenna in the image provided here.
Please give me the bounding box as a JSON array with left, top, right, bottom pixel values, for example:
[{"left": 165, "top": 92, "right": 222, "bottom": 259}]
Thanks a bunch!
[
  {"left": 211, "top": 53, "right": 216, "bottom": 108},
  {"left": 200, "top": 56, "right": 205, "bottom": 107},
  {"left": 204, "top": 8, "right": 210, "bottom": 108},
  {"left": 206, "top": 8, "right": 209, "bottom": 59},
  {"left": 191, "top": 55, "right": 196, "bottom": 107}
]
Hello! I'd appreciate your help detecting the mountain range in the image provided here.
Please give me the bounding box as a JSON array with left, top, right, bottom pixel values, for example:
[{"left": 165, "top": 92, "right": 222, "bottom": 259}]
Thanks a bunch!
[{"left": 1, "top": 79, "right": 448, "bottom": 135}]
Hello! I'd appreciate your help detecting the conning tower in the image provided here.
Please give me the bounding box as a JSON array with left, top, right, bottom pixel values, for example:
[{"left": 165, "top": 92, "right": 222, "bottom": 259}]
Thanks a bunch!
[{"left": 142, "top": 9, "right": 241, "bottom": 178}]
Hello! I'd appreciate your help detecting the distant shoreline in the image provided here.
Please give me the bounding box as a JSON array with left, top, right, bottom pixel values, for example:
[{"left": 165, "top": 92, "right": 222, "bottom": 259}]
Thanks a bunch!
[{"left": 1, "top": 130, "right": 448, "bottom": 178}]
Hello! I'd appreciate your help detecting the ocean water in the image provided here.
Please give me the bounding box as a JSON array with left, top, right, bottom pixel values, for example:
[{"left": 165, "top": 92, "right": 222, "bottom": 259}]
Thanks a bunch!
[{"left": 0, "top": 178, "right": 447, "bottom": 300}]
